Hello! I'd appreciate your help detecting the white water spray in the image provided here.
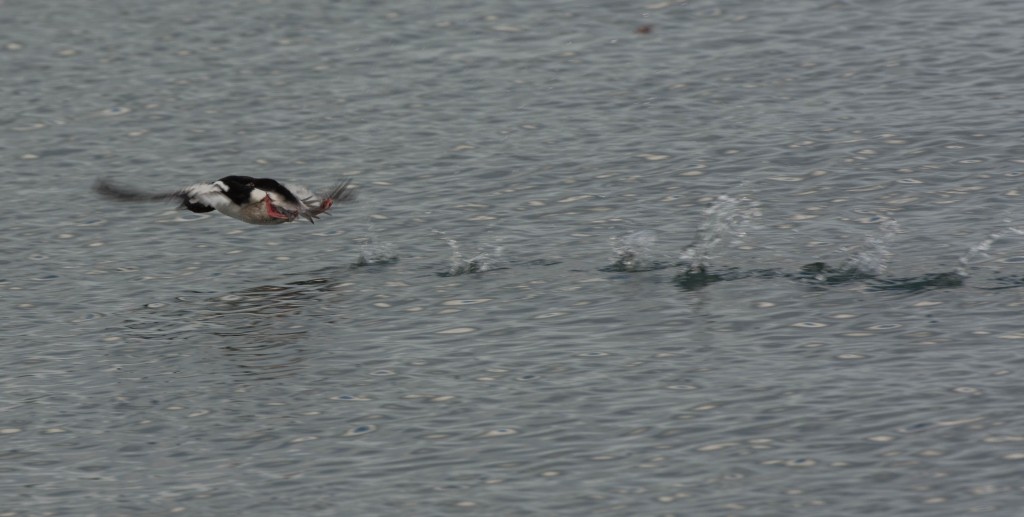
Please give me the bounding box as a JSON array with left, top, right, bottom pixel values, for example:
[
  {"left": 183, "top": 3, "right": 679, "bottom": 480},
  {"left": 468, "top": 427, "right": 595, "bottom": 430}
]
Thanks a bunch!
[
  {"left": 840, "top": 218, "right": 900, "bottom": 276},
  {"left": 434, "top": 230, "right": 504, "bottom": 276},
  {"left": 955, "top": 224, "right": 1024, "bottom": 277},
  {"left": 609, "top": 230, "right": 658, "bottom": 272},
  {"left": 353, "top": 224, "right": 398, "bottom": 266},
  {"left": 679, "top": 195, "right": 760, "bottom": 272}
]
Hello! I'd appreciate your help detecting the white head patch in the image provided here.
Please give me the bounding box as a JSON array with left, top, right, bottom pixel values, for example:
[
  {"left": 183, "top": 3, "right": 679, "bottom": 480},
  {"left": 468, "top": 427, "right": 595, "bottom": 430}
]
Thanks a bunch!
[{"left": 249, "top": 188, "right": 268, "bottom": 203}]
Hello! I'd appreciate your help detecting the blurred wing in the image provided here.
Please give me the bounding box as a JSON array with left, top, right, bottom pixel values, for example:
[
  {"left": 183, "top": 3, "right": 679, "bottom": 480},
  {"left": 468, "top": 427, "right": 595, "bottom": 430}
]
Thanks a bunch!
[
  {"left": 93, "top": 178, "right": 229, "bottom": 213},
  {"left": 93, "top": 178, "right": 183, "bottom": 203},
  {"left": 321, "top": 179, "right": 356, "bottom": 206},
  {"left": 281, "top": 179, "right": 356, "bottom": 223},
  {"left": 180, "top": 183, "right": 231, "bottom": 212}
]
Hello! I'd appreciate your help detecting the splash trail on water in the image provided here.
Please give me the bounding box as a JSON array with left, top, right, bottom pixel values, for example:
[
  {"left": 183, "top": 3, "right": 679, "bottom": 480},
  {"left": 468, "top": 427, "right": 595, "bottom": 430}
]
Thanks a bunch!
[
  {"left": 606, "top": 230, "right": 663, "bottom": 272},
  {"left": 955, "top": 224, "right": 1024, "bottom": 278},
  {"left": 838, "top": 218, "right": 900, "bottom": 277},
  {"left": 352, "top": 224, "right": 399, "bottom": 267},
  {"left": 679, "top": 195, "right": 760, "bottom": 273},
  {"left": 434, "top": 230, "right": 505, "bottom": 276}
]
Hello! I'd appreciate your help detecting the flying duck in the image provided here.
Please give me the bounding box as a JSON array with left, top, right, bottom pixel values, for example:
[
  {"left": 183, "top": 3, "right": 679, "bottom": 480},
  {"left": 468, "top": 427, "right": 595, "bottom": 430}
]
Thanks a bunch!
[{"left": 94, "top": 175, "right": 355, "bottom": 225}]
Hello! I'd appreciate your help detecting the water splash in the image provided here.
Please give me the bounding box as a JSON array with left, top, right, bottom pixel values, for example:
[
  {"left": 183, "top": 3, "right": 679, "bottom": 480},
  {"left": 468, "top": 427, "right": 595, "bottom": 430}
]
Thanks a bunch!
[
  {"left": 353, "top": 239, "right": 398, "bottom": 267},
  {"left": 955, "top": 224, "right": 1024, "bottom": 277},
  {"left": 679, "top": 195, "right": 761, "bottom": 273},
  {"left": 352, "top": 226, "right": 398, "bottom": 267},
  {"left": 839, "top": 218, "right": 900, "bottom": 276},
  {"left": 606, "top": 230, "right": 662, "bottom": 272},
  {"left": 799, "top": 218, "right": 900, "bottom": 284},
  {"left": 434, "top": 231, "right": 505, "bottom": 276}
]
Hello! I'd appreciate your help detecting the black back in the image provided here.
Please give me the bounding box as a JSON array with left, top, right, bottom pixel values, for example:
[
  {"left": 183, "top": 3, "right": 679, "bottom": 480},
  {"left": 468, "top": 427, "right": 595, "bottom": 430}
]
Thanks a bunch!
[
  {"left": 216, "top": 176, "right": 300, "bottom": 205},
  {"left": 252, "top": 178, "right": 301, "bottom": 204},
  {"left": 215, "top": 176, "right": 256, "bottom": 205}
]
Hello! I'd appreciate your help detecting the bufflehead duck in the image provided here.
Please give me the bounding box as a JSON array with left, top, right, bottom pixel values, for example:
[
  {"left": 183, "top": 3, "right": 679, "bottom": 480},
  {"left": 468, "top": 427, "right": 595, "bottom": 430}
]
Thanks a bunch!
[{"left": 94, "top": 176, "right": 355, "bottom": 225}]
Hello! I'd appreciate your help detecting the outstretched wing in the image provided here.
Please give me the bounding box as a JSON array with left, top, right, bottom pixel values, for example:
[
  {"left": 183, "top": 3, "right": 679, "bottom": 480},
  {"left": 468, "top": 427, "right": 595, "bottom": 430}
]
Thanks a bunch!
[
  {"left": 282, "top": 179, "right": 356, "bottom": 223},
  {"left": 93, "top": 178, "right": 182, "bottom": 203},
  {"left": 93, "top": 178, "right": 228, "bottom": 213},
  {"left": 320, "top": 179, "right": 356, "bottom": 206}
]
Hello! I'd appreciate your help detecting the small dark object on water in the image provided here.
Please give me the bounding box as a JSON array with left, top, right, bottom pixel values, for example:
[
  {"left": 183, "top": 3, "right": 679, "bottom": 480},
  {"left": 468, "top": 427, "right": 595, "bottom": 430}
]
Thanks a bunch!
[{"left": 635, "top": 25, "right": 653, "bottom": 34}]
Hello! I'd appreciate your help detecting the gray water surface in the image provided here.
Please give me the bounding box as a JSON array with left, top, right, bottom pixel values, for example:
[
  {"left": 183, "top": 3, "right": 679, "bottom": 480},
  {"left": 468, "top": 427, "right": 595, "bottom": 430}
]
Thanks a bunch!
[{"left": 4, "top": 0, "right": 1024, "bottom": 515}]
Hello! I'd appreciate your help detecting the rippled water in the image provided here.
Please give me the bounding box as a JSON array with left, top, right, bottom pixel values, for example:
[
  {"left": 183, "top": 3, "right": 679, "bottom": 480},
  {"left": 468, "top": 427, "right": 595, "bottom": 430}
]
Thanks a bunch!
[{"left": 5, "top": 0, "right": 1024, "bottom": 515}]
